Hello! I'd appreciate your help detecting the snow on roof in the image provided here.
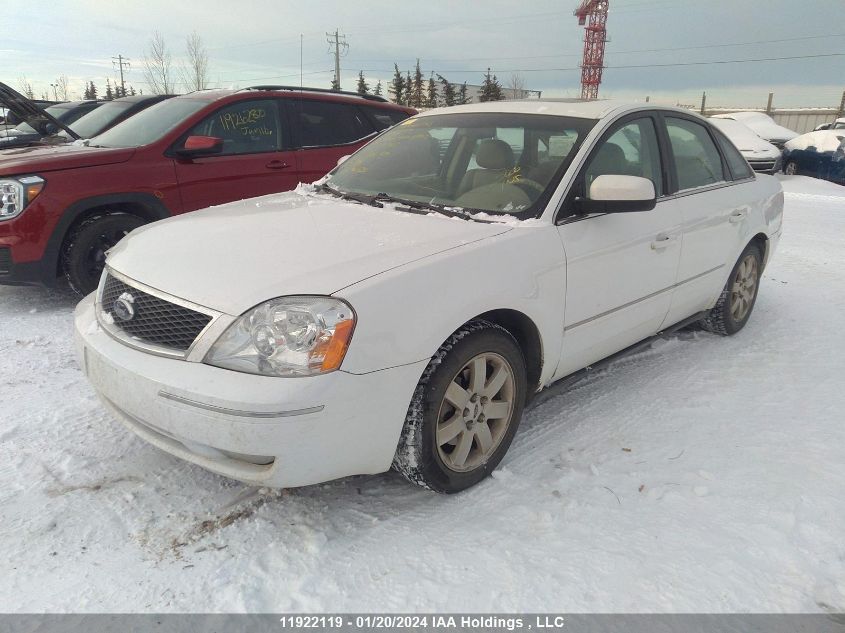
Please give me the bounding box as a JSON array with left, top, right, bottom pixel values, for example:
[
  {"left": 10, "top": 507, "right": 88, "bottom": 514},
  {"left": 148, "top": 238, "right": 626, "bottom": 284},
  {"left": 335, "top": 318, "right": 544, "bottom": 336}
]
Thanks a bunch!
[{"left": 786, "top": 130, "right": 845, "bottom": 153}]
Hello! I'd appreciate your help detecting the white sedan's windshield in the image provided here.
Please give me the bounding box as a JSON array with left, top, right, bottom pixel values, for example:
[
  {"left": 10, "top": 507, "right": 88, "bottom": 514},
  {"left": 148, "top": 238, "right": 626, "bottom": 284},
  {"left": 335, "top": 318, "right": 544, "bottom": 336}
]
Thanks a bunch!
[{"left": 327, "top": 112, "right": 595, "bottom": 218}]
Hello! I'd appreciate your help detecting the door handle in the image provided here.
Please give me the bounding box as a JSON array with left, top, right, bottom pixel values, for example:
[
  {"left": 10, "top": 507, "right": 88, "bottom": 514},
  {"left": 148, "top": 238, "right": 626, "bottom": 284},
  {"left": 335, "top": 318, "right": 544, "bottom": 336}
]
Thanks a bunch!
[
  {"left": 650, "top": 234, "right": 676, "bottom": 251},
  {"left": 729, "top": 209, "right": 747, "bottom": 224},
  {"left": 266, "top": 160, "right": 291, "bottom": 170}
]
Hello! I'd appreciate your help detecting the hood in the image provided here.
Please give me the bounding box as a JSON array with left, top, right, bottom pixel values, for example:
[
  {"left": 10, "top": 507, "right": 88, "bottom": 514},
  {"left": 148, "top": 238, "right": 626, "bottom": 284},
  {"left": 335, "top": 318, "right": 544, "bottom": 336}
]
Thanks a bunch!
[
  {"left": 0, "top": 82, "right": 79, "bottom": 141},
  {"left": 107, "top": 191, "right": 514, "bottom": 315},
  {"left": 0, "top": 143, "right": 135, "bottom": 175}
]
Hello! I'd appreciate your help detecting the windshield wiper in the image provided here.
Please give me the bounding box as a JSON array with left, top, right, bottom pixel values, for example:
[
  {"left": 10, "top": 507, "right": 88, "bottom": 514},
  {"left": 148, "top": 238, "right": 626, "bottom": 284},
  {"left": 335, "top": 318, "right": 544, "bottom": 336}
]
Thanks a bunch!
[
  {"left": 315, "top": 182, "right": 383, "bottom": 208},
  {"left": 372, "top": 193, "right": 490, "bottom": 222}
]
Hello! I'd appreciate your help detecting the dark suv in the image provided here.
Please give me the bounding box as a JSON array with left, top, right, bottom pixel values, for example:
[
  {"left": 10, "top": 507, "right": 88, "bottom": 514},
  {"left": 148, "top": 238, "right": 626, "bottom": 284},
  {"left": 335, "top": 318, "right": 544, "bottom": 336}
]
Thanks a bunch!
[{"left": 0, "top": 86, "right": 415, "bottom": 294}]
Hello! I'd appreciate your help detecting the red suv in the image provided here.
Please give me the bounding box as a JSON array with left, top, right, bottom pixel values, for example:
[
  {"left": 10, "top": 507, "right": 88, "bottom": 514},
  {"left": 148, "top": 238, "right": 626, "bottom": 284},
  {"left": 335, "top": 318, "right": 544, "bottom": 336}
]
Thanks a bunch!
[{"left": 0, "top": 86, "right": 415, "bottom": 294}]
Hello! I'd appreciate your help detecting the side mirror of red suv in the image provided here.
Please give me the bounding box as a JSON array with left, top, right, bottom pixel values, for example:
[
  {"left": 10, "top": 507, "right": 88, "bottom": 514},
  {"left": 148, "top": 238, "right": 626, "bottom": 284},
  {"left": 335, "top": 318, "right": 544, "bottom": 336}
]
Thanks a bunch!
[{"left": 177, "top": 135, "right": 224, "bottom": 157}]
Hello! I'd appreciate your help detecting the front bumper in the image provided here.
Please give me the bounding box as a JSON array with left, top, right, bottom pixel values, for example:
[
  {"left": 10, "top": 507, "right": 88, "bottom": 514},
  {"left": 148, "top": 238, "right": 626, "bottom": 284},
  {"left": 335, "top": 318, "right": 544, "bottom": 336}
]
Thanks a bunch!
[{"left": 74, "top": 293, "right": 426, "bottom": 488}]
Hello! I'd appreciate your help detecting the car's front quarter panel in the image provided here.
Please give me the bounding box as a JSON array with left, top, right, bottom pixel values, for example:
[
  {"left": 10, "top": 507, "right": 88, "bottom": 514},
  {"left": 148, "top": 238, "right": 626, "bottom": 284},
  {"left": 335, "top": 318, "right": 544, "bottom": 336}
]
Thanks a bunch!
[
  {"left": 74, "top": 293, "right": 428, "bottom": 486},
  {"left": 337, "top": 224, "right": 567, "bottom": 389}
]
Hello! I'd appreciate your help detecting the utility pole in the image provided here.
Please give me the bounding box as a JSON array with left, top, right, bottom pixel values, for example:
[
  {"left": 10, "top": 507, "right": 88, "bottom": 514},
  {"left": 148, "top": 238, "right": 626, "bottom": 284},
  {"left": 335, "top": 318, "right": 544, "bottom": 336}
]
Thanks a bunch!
[
  {"left": 326, "top": 29, "right": 348, "bottom": 90},
  {"left": 50, "top": 83, "right": 58, "bottom": 100},
  {"left": 766, "top": 92, "right": 774, "bottom": 115},
  {"left": 112, "top": 54, "right": 131, "bottom": 97},
  {"left": 837, "top": 89, "right": 845, "bottom": 119},
  {"left": 700, "top": 91, "right": 706, "bottom": 115}
]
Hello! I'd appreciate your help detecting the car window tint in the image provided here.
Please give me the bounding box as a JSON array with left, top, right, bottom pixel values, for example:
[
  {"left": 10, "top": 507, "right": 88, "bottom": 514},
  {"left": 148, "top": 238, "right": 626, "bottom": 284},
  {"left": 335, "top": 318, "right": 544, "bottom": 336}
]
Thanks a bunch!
[
  {"left": 295, "top": 100, "right": 373, "bottom": 147},
  {"left": 188, "top": 99, "right": 281, "bottom": 155},
  {"left": 713, "top": 128, "right": 754, "bottom": 180},
  {"left": 584, "top": 117, "right": 663, "bottom": 196},
  {"left": 362, "top": 105, "right": 410, "bottom": 131},
  {"left": 666, "top": 117, "right": 726, "bottom": 190}
]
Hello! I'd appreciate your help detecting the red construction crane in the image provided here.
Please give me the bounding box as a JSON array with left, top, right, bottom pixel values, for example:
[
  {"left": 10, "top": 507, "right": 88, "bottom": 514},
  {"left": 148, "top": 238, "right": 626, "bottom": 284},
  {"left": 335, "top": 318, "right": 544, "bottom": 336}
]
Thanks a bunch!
[{"left": 574, "top": 0, "right": 609, "bottom": 100}]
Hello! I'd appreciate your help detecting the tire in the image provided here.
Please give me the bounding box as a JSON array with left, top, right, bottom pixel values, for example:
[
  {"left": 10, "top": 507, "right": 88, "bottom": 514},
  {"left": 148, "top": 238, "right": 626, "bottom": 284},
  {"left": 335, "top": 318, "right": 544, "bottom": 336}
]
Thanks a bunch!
[
  {"left": 393, "top": 320, "right": 528, "bottom": 493},
  {"left": 699, "top": 243, "right": 762, "bottom": 336},
  {"left": 784, "top": 161, "right": 799, "bottom": 176},
  {"left": 63, "top": 213, "right": 145, "bottom": 295}
]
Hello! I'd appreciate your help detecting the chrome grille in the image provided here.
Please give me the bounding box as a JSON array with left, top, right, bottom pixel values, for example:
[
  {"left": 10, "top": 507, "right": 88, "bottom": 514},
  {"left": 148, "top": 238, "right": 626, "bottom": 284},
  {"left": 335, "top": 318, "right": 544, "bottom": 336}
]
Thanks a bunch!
[{"left": 100, "top": 274, "right": 212, "bottom": 352}]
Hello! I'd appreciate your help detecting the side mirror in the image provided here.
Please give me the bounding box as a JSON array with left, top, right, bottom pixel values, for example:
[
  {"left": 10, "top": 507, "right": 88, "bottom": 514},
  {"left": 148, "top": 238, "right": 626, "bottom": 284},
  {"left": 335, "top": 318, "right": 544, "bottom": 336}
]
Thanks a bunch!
[
  {"left": 575, "top": 175, "right": 657, "bottom": 214},
  {"left": 176, "top": 135, "right": 224, "bottom": 157},
  {"left": 336, "top": 154, "right": 351, "bottom": 167}
]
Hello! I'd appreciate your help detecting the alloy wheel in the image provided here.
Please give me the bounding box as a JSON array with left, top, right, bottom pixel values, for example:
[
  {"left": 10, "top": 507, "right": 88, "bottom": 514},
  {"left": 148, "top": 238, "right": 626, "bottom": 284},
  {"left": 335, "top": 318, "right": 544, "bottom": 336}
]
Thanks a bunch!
[
  {"left": 730, "top": 254, "right": 758, "bottom": 322},
  {"left": 436, "top": 352, "right": 515, "bottom": 472}
]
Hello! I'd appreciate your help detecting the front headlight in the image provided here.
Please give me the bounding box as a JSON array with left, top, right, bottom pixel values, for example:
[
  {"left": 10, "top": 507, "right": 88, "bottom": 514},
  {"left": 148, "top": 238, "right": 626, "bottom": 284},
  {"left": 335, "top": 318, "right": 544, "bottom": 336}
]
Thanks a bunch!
[
  {"left": 205, "top": 296, "right": 355, "bottom": 377},
  {"left": 0, "top": 175, "right": 45, "bottom": 219}
]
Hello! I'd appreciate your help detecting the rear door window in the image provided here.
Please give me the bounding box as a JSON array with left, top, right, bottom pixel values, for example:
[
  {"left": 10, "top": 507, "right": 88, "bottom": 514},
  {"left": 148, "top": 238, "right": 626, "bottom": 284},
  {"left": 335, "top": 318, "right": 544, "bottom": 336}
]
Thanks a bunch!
[
  {"left": 362, "top": 105, "right": 410, "bottom": 131},
  {"left": 293, "top": 100, "right": 375, "bottom": 147},
  {"left": 666, "top": 117, "right": 726, "bottom": 190}
]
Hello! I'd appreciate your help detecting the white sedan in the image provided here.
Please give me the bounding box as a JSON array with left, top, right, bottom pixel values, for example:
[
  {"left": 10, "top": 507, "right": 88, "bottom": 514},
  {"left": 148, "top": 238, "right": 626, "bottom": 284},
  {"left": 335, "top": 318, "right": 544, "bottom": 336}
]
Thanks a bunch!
[
  {"left": 709, "top": 117, "right": 782, "bottom": 174},
  {"left": 75, "top": 101, "right": 784, "bottom": 493},
  {"left": 710, "top": 111, "right": 798, "bottom": 148}
]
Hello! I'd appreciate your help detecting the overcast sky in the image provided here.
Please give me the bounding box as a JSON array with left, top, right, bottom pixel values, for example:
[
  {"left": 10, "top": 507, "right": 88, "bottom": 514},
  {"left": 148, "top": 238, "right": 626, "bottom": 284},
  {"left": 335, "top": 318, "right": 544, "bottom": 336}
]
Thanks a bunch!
[{"left": 2, "top": 0, "right": 843, "bottom": 108}]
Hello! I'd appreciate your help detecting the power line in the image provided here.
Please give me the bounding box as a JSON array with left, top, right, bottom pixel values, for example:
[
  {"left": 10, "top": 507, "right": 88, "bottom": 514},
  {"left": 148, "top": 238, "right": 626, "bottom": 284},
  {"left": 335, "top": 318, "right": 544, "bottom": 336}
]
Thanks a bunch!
[
  {"left": 344, "top": 51, "right": 845, "bottom": 76},
  {"left": 343, "top": 33, "right": 845, "bottom": 66}
]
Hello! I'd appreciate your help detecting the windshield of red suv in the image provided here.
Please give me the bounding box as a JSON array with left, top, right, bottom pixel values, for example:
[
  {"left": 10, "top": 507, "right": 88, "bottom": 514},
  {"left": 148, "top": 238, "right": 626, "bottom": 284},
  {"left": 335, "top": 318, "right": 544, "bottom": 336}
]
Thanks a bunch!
[
  {"left": 326, "top": 112, "right": 595, "bottom": 218},
  {"left": 90, "top": 98, "right": 208, "bottom": 148}
]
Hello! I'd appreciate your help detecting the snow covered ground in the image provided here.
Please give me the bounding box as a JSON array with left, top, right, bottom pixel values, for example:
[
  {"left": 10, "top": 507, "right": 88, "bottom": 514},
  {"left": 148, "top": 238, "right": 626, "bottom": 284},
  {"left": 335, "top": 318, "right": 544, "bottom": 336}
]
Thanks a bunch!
[{"left": 1, "top": 175, "right": 844, "bottom": 613}]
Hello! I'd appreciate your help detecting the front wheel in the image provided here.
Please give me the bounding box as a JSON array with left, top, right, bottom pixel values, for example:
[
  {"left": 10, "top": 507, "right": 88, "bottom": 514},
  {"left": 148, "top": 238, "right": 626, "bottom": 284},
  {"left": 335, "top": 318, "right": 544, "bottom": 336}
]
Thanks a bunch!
[
  {"left": 393, "top": 320, "right": 527, "bottom": 493},
  {"left": 63, "top": 213, "right": 145, "bottom": 295},
  {"left": 700, "top": 243, "right": 762, "bottom": 336},
  {"left": 784, "top": 161, "right": 799, "bottom": 176}
]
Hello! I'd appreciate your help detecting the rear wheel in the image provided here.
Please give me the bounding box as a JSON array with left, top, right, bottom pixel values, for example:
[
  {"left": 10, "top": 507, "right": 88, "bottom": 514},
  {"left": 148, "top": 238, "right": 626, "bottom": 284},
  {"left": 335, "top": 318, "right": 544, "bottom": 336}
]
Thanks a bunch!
[
  {"left": 63, "top": 213, "right": 145, "bottom": 295},
  {"left": 393, "top": 320, "right": 527, "bottom": 493},
  {"left": 784, "top": 161, "right": 799, "bottom": 176},
  {"left": 700, "top": 243, "right": 762, "bottom": 336}
]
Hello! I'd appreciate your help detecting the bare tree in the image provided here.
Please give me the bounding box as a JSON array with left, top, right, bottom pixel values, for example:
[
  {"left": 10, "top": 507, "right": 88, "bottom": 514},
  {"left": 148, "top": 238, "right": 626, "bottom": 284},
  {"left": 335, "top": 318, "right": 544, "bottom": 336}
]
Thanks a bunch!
[
  {"left": 143, "top": 31, "right": 174, "bottom": 94},
  {"left": 17, "top": 75, "right": 34, "bottom": 99},
  {"left": 182, "top": 31, "right": 209, "bottom": 92},
  {"left": 55, "top": 75, "right": 70, "bottom": 101},
  {"left": 508, "top": 73, "right": 527, "bottom": 100}
]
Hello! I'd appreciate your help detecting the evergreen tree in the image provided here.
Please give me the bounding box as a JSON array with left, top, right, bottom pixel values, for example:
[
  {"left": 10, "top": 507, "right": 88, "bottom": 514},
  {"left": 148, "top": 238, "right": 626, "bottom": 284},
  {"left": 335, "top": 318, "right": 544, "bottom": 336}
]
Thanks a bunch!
[
  {"left": 83, "top": 83, "right": 91, "bottom": 100},
  {"left": 426, "top": 73, "right": 438, "bottom": 108},
  {"left": 330, "top": 75, "right": 341, "bottom": 91},
  {"left": 479, "top": 68, "right": 504, "bottom": 102},
  {"left": 89, "top": 81, "right": 98, "bottom": 100},
  {"left": 373, "top": 80, "right": 383, "bottom": 97},
  {"left": 404, "top": 71, "right": 412, "bottom": 106},
  {"left": 458, "top": 82, "right": 470, "bottom": 105},
  {"left": 356, "top": 71, "right": 370, "bottom": 95},
  {"left": 129, "top": 85, "right": 136, "bottom": 96},
  {"left": 104, "top": 78, "right": 114, "bottom": 101},
  {"left": 437, "top": 75, "right": 456, "bottom": 107},
  {"left": 410, "top": 60, "right": 424, "bottom": 108},
  {"left": 388, "top": 64, "right": 404, "bottom": 104}
]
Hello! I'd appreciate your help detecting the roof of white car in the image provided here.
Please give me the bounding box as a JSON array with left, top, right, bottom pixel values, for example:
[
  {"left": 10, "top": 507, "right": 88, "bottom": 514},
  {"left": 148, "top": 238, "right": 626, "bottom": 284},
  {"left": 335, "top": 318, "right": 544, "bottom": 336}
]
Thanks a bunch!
[{"left": 415, "top": 99, "right": 695, "bottom": 120}]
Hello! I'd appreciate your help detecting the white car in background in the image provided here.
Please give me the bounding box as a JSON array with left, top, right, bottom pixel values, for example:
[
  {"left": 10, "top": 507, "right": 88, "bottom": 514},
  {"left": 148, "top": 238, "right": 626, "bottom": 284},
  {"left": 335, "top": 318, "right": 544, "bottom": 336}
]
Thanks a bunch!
[
  {"left": 709, "top": 117, "right": 782, "bottom": 174},
  {"left": 711, "top": 111, "right": 798, "bottom": 148},
  {"left": 75, "top": 101, "right": 784, "bottom": 493}
]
